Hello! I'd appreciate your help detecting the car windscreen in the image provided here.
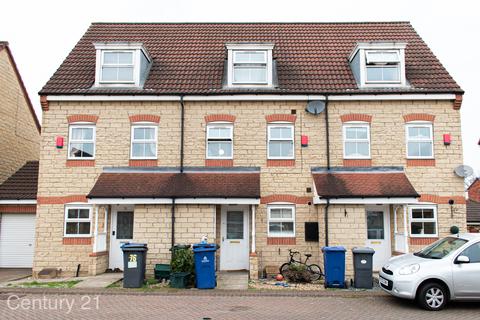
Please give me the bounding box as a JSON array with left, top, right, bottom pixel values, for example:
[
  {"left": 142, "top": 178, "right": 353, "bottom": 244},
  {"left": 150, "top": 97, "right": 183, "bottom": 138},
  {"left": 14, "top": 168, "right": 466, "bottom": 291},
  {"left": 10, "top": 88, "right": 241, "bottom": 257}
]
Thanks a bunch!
[{"left": 414, "top": 237, "right": 468, "bottom": 259}]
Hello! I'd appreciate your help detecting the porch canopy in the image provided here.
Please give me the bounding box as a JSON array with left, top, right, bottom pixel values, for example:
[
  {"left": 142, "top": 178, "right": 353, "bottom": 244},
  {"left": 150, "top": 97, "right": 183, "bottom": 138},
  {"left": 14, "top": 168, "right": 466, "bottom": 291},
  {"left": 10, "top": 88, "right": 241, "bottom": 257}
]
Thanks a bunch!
[
  {"left": 87, "top": 166, "right": 261, "bottom": 204},
  {"left": 311, "top": 166, "right": 419, "bottom": 204}
]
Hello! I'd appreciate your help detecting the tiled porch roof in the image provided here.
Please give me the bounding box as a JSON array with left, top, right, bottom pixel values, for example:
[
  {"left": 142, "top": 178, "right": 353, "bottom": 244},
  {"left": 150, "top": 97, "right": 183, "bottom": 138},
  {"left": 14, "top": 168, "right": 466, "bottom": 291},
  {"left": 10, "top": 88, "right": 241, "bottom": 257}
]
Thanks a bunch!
[
  {"left": 312, "top": 167, "right": 419, "bottom": 198},
  {"left": 87, "top": 167, "right": 260, "bottom": 199},
  {"left": 0, "top": 161, "right": 39, "bottom": 200}
]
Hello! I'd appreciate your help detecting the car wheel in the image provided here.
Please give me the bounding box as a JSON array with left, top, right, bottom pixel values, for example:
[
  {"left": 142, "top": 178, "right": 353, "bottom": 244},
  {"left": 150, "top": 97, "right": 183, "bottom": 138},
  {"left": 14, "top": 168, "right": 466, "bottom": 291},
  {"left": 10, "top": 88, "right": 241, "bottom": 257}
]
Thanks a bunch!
[{"left": 417, "top": 282, "right": 448, "bottom": 311}]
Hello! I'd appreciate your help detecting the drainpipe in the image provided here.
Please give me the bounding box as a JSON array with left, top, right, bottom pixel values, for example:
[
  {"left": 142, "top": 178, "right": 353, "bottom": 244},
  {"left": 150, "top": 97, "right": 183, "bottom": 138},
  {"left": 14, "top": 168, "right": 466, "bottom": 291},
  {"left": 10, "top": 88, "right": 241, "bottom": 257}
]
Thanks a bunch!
[
  {"left": 324, "top": 96, "right": 330, "bottom": 247},
  {"left": 171, "top": 198, "right": 176, "bottom": 248},
  {"left": 180, "top": 96, "right": 185, "bottom": 173}
]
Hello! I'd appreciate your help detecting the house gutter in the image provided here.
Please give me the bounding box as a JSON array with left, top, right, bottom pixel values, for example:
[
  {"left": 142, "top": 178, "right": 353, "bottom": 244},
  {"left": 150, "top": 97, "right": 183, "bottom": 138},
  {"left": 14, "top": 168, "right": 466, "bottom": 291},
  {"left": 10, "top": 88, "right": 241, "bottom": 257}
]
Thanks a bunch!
[
  {"left": 171, "top": 197, "right": 176, "bottom": 248},
  {"left": 180, "top": 96, "right": 185, "bottom": 173}
]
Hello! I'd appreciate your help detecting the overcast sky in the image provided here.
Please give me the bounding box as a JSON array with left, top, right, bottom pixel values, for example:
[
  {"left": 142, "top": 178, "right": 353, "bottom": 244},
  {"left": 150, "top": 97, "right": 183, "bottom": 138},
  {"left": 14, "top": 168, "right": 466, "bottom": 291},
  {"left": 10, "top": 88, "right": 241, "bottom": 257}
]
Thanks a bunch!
[{"left": 1, "top": 0, "right": 478, "bottom": 176}]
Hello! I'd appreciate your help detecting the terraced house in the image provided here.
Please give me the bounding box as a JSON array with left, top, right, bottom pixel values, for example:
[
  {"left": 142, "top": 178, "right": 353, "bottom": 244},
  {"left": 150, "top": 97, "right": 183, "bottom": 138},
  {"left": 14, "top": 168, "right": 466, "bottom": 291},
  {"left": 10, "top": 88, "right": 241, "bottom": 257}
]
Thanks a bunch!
[{"left": 34, "top": 22, "right": 466, "bottom": 278}]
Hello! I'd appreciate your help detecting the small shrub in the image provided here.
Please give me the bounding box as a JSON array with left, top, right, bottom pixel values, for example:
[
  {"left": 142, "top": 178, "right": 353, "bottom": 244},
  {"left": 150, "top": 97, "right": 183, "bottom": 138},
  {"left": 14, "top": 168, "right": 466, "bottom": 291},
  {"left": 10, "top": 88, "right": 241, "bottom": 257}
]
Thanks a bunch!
[
  {"left": 283, "top": 263, "right": 314, "bottom": 283},
  {"left": 171, "top": 248, "right": 194, "bottom": 274}
]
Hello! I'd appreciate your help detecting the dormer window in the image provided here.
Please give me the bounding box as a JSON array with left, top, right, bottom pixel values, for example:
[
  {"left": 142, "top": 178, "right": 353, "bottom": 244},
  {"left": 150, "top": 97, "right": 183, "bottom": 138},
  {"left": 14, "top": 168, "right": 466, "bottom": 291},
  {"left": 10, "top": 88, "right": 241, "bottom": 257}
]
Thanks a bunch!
[
  {"left": 94, "top": 42, "right": 152, "bottom": 88},
  {"left": 349, "top": 42, "right": 407, "bottom": 88},
  {"left": 226, "top": 43, "right": 274, "bottom": 87}
]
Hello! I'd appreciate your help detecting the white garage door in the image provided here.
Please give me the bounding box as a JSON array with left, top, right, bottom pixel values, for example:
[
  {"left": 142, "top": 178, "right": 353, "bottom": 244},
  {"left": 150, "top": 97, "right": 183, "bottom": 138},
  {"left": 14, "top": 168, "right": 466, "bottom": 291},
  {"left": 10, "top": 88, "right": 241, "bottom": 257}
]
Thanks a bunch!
[{"left": 0, "top": 213, "right": 36, "bottom": 267}]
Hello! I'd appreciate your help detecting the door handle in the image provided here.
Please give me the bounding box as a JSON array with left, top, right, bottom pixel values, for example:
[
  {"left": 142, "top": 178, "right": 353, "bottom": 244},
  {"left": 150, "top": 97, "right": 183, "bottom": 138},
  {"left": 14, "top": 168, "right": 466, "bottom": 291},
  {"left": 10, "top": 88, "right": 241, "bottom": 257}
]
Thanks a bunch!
[
  {"left": 222, "top": 237, "right": 224, "bottom": 242},
  {"left": 112, "top": 231, "right": 115, "bottom": 236}
]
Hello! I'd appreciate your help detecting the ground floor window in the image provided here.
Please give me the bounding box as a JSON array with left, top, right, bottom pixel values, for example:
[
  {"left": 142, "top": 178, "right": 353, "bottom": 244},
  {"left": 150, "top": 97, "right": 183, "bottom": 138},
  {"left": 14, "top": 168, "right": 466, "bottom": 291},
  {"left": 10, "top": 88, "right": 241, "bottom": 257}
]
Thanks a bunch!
[
  {"left": 409, "top": 205, "right": 437, "bottom": 237},
  {"left": 64, "top": 206, "right": 92, "bottom": 237},
  {"left": 267, "top": 205, "right": 295, "bottom": 237}
]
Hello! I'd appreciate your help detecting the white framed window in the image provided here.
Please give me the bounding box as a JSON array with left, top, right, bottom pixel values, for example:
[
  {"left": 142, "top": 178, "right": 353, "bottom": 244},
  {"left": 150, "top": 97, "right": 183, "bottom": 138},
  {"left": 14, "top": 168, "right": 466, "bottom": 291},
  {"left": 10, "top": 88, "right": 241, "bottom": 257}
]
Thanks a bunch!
[
  {"left": 206, "top": 123, "right": 233, "bottom": 159},
  {"left": 94, "top": 43, "right": 152, "bottom": 88},
  {"left": 365, "top": 50, "right": 401, "bottom": 83},
  {"left": 343, "top": 123, "right": 370, "bottom": 159},
  {"left": 267, "top": 124, "right": 294, "bottom": 159},
  {"left": 406, "top": 122, "right": 434, "bottom": 159},
  {"left": 226, "top": 43, "right": 274, "bottom": 87},
  {"left": 64, "top": 206, "right": 92, "bottom": 237},
  {"left": 68, "top": 125, "right": 96, "bottom": 159},
  {"left": 100, "top": 50, "right": 135, "bottom": 83},
  {"left": 268, "top": 205, "right": 295, "bottom": 237},
  {"left": 409, "top": 206, "right": 438, "bottom": 238},
  {"left": 348, "top": 42, "right": 407, "bottom": 88},
  {"left": 130, "top": 124, "right": 158, "bottom": 159}
]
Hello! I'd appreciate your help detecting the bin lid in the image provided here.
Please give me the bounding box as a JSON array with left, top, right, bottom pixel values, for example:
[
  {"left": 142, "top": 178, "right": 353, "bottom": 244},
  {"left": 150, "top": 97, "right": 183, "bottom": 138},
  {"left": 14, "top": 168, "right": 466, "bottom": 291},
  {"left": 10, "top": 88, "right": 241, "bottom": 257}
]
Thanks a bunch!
[
  {"left": 352, "top": 247, "right": 375, "bottom": 254},
  {"left": 192, "top": 243, "right": 218, "bottom": 252},
  {"left": 121, "top": 243, "right": 148, "bottom": 250},
  {"left": 322, "top": 246, "right": 346, "bottom": 252}
]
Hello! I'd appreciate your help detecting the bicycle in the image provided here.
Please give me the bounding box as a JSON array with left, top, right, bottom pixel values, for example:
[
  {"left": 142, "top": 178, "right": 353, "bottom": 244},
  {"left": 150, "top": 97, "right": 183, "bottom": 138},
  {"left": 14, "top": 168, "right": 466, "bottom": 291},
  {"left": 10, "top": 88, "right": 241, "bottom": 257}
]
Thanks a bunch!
[{"left": 280, "top": 249, "right": 323, "bottom": 281}]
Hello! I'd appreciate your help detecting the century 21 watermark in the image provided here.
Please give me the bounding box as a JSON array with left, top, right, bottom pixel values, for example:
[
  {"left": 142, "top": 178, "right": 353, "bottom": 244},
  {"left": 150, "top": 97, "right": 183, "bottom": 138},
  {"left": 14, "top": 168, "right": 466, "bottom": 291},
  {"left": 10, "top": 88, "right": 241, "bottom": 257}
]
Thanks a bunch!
[{"left": 7, "top": 295, "right": 100, "bottom": 314}]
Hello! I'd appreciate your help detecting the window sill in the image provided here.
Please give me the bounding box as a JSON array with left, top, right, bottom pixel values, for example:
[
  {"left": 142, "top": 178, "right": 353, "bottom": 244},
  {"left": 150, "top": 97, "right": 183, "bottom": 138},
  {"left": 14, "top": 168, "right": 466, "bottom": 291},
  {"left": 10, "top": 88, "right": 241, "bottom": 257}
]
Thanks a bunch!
[
  {"left": 129, "top": 159, "right": 158, "bottom": 167},
  {"left": 409, "top": 237, "right": 438, "bottom": 246},
  {"left": 406, "top": 159, "right": 436, "bottom": 167},
  {"left": 267, "top": 159, "right": 295, "bottom": 167},
  {"left": 63, "top": 237, "right": 92, "bottom": 245},
  {"left": 66, "top": 160, "right": 95, "bottom": 167},
  {"left": 343, "top": 159, "right": 372, "bottom": 167},
  {"left": 267, "top": 237, "right": 296, "bottom": 245},
  {"left": 205, "top": 159, "right": 233, "bottom": 167}
]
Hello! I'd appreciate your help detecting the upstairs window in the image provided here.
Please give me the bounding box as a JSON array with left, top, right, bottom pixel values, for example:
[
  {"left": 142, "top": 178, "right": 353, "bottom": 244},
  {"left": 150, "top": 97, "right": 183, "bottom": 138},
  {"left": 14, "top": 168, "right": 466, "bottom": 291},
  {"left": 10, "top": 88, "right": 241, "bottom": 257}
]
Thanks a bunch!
[
  {"left": 131, "top": 125, "right": 157, "bottom": 159},
  {"left": 206, "top": 123, "right": 233, "bottom": 159},
  {"left": 406, "top": 123, "right": 434, "bottom": 159},
  {"left": 349, "top": 42, "right": 407, "bottom": 88},
  {"left": 94, "top": 43, "right": 151, "bottom": 88},
  {"left": 101, "top": 51, "right": 135, "bottom": 83},
  {"left": 226, "top": 43, "right": 274, "bottom": 87},
  {"left": 68, "top": 125, "right": 95, "bottom": 159},
  {"left": 268, "top": 124, "right": 294, "bottom": 159},
  {"left": 365, "top": 51, "right": 400, "bottom": 83},
  {"left": 343, "top": 123, "right": 370, "bottom": 159}
]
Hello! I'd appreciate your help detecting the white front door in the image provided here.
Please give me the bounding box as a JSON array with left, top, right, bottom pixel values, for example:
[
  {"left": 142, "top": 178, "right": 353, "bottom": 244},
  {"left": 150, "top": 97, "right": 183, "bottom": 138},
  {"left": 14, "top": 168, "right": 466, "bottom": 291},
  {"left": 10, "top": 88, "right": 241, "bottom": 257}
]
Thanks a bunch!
[
  {"left": 109, "top": 207, "right": 134, "bottom": 270},
  {"left": 366, "top": 206, "right": 391, "bottom": 271},
  {"left": 0, "top": 213, "right": 36, "bottom": 267},
  {"left": 220, "top": 205, "right": 249, "bottom": 270}
]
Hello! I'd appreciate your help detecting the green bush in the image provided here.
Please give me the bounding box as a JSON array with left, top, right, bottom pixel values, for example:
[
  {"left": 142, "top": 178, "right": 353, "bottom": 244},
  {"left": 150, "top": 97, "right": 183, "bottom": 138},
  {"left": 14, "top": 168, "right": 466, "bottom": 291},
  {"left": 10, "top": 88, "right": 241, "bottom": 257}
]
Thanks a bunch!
[
  {"left": 284, "top": 263, "right": 314, "bottom": 283},
  {"left": 171, "top": 248, "right": 194, "bottom": 274}
]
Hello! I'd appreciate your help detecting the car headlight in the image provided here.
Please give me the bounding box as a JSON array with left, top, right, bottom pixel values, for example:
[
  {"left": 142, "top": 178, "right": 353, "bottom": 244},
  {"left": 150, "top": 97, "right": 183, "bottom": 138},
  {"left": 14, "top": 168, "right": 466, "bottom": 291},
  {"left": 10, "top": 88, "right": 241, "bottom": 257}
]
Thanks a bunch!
[{"left": 398, "top": 263, "right": 420, "bottom": 275}]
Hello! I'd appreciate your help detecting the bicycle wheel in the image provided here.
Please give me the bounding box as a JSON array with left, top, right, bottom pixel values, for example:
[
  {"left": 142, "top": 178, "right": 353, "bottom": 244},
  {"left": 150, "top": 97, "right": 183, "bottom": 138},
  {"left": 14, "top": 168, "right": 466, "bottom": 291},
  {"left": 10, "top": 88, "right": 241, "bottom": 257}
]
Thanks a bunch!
[
  {"left": 279, "top": 263, "right": 290, "bottom": 276},
  {"left": 308, "top": 264, "right": 323, "bottom": 281}
]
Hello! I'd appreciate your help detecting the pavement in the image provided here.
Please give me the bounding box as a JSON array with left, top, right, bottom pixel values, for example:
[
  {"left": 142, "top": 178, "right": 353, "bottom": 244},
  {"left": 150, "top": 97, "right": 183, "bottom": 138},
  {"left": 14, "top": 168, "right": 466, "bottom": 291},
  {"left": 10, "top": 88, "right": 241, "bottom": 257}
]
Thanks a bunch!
[
  {"left": 74, "top": 273, "right": 123, "bottom": 288},
  {"left": 216, "top": 271, "right": 248, "bottom": 290},
  {"left": 0, "top": 269, "right": 31, "bottom": 283},
  {"left": 0, "top": 292, "right": 479, "bottom": 319}
]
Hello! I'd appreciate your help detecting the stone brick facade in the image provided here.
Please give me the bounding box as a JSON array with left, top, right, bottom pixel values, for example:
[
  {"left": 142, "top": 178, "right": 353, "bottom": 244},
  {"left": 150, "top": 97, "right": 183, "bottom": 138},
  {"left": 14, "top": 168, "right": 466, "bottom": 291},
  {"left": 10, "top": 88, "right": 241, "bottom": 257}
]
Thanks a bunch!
[
  {"left": 0, "top": 46, "right": 40, "bottom": 183},
  {"left": 33, "top": 99, "right": 466, "bottom": 278}
]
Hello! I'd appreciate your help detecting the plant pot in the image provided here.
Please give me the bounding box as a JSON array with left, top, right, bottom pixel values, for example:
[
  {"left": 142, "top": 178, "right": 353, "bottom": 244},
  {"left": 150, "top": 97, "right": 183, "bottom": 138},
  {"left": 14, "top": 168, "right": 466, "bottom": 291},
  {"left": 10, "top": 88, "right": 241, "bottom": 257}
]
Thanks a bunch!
[
  {"left": 154, "top": 264, "right": 171, "bottom": 281},
  {"left": 170, "top": 272, "right": 190, "bottom": 288}
]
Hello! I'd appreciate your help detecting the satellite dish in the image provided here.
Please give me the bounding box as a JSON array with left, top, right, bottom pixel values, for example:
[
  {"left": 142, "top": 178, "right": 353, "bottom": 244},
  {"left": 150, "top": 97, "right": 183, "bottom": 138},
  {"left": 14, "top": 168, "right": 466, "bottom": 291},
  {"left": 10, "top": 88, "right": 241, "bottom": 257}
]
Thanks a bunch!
[
  {"left": 306, "top": 101, "right": 326, "bottom": 115},
  {"left": 454, "top": 165, "right": 474, "bottom": 178}
]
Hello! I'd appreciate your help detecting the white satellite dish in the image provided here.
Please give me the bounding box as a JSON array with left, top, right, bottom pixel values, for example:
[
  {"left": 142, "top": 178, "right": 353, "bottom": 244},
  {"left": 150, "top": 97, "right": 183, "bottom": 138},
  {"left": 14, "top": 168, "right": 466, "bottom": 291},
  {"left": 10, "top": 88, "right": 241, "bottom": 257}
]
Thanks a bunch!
[
  {"left": 454, "top": 165, "right": 474, "bottom": 178},
  {"left": 305, "top": 101, "right": 326, "bottom": 115}
]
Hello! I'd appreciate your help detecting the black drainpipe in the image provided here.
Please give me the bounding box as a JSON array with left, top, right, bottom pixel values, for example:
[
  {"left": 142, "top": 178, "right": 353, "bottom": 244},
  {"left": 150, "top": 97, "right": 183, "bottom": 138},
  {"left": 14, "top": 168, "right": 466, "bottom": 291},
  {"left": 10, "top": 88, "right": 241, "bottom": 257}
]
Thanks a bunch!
[
  {"left": 180, "top": 96, "right": 185, "bottom": 173},
  {"left": 171, "top": 198, "right": 176, "bottom": 248},
  {"left": 324, "top": 96, "right": 330, "bottom": 247}
]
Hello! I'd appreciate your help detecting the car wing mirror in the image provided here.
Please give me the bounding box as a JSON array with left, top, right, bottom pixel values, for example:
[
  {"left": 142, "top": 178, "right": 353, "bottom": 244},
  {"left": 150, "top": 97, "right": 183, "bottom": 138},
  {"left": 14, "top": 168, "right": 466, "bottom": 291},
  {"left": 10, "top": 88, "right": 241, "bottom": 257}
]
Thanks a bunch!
[{"left": 455, "top": 255, "right": 470, "bottom": 264}]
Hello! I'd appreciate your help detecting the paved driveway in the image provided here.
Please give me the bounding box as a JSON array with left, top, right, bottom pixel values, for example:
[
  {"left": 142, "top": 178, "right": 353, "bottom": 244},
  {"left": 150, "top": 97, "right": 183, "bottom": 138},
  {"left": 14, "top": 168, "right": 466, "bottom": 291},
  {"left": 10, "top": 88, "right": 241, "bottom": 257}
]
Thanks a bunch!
[
  {"left": 0, "top": 268, "right": 31, "bottom": 283},
  {"left": 1, "top": 293, "right": 479, "bottom": 319}
]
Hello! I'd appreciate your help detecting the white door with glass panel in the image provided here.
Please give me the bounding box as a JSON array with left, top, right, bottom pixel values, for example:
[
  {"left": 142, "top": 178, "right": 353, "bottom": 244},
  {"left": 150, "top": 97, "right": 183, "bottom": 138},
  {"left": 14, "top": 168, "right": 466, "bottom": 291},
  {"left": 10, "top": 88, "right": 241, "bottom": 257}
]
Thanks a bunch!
[
  {"left": 366, "top": 206, "right": 391, "bottom": 271},
  {"left": 109, "top": 209, "right": 134, "bottom": 270},
  {"left": 220, "top": 206, "right": 249, "bottom": 270}
]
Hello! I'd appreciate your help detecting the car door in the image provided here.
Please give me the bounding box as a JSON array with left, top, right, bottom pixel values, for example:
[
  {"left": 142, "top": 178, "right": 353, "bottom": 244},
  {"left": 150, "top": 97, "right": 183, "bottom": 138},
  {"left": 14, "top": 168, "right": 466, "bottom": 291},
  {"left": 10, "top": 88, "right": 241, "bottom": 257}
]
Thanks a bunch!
[{"left": 452, "top": 241, "right": 480, "bottom": 298}]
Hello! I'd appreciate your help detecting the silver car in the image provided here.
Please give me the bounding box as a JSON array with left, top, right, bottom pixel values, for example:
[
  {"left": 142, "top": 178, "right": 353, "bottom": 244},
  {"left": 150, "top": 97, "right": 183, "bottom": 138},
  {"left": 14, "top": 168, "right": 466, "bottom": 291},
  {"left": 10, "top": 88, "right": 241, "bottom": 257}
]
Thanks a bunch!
[{"left": 379, "top": 233, "right": 480, "bottom": 311}]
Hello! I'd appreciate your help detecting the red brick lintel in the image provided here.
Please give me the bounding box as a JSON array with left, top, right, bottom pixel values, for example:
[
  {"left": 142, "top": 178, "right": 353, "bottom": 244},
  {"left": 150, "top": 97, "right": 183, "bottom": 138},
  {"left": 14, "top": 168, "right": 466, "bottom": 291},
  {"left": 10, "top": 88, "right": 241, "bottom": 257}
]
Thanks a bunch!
[
  {"left": 267, "top": 237, "right": 296, "bottom": 245},
  {"left": 63, "top": 237, "right": 92, "bottom": 245}
]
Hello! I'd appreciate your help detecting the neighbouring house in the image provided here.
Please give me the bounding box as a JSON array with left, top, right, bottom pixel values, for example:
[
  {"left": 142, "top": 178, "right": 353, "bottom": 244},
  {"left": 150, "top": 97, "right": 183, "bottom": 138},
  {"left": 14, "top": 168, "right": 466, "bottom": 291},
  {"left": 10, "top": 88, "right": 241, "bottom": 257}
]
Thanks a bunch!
[
  {"left": 467, "top": 179, "right": 480, "bottom": 233},
  {"left": 0, "top": 41, "right": 41, "bottom": 268},
  {"left": 35, "top": 22, "right": 466, "bottom": 278}
]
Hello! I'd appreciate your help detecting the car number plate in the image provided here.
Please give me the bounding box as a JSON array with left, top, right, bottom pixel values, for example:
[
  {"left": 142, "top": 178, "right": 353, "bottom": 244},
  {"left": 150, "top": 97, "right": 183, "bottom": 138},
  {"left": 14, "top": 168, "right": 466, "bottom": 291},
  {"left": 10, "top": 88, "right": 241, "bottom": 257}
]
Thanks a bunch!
[{"left": 379, "top": 277, "right": 389, "bottom": 286}]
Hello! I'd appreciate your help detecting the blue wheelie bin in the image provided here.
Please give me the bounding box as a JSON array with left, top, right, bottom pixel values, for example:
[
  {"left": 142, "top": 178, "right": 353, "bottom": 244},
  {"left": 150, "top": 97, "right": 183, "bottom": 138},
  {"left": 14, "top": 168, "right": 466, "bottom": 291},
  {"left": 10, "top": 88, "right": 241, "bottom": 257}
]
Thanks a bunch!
[
  {"left": 322, "top": 246, "right": 346, "bottom": 288},
  {"left": 192, "top": 243, "right": 218, "bottom": 289}
]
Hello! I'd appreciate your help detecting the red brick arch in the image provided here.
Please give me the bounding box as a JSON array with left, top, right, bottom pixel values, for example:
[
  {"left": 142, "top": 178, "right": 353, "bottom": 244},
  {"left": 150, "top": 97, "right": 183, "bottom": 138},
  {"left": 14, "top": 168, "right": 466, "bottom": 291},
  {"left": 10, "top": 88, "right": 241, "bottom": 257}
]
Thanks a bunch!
[
  {"left": 129, "top": 114, "right": 161, "bottom": 123},
  {"left": 67, "top": 114, "right": 99, "bottom": 123},
  {"left": 340, "top": 113, "right": 372, "bottom": 123},
  {"left": 204, "top": 114, "right": 236, "bottom": 123},
  {"left": 261, "top": 194, "right": 311, "bottom": 204},
  {"left": 403, "top": 113, "right": 435, "bottom": 122},
  {"left": 265, "top": 114, "right": 297, "bottom": 123}
]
